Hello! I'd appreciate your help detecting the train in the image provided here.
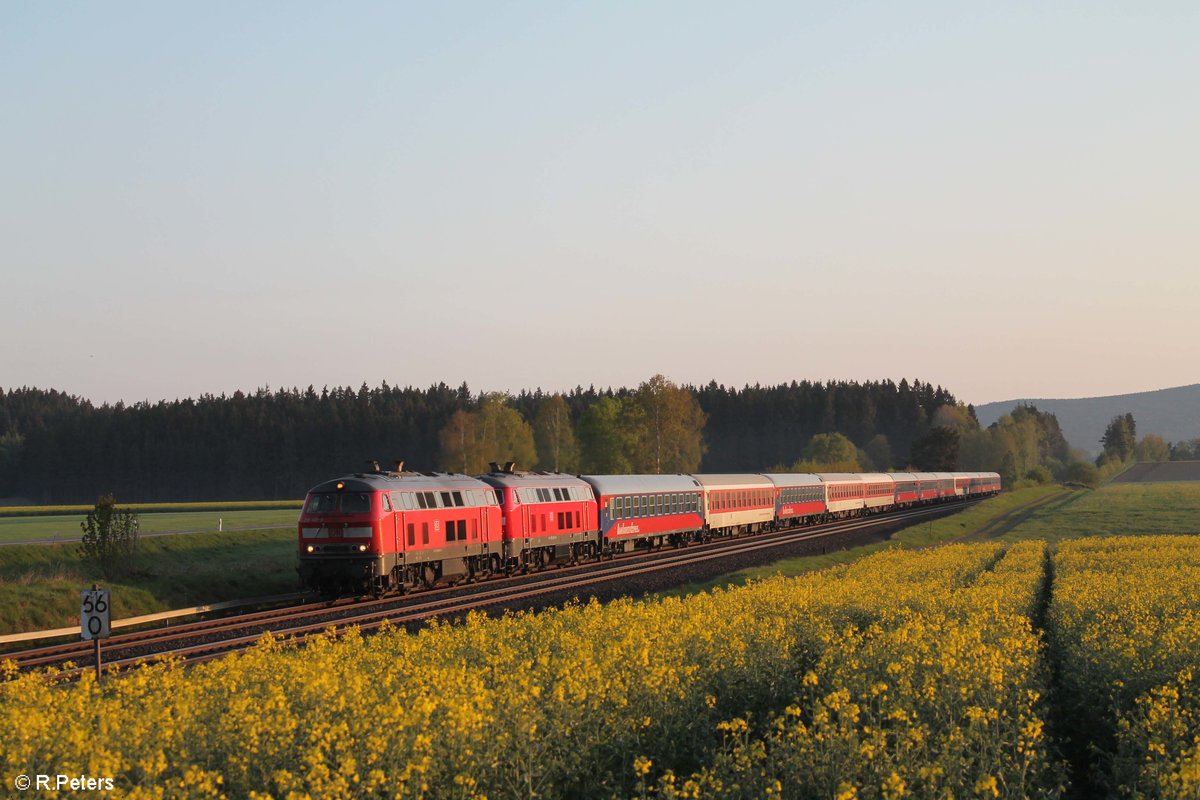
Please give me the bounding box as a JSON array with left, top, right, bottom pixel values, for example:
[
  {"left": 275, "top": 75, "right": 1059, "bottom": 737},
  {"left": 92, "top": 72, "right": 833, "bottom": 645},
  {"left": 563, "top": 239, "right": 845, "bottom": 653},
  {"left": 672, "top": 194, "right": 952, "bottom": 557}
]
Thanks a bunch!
[{"left": 297, "top": 462, "right": 1001, "bottom": 595}]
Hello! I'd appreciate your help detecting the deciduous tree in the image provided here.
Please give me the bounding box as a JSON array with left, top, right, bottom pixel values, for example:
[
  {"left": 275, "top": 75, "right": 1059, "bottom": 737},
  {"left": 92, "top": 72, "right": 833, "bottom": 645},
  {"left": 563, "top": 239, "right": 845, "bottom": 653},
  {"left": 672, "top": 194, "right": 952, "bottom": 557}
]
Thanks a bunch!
[
  {"left": 578, "top": 396, "right": 641, "bottom": 474},
  {"left": 634, "top": 375, "right": 706, "bottom": 473},
  {"left": 1133, "top": 434, "right": 1170, "bottom": 462},
  {"left": 911, "top": 427, "right": 960, "bottom": 471},
  {"left": 534, "top": 394, "right": 580, "bottom": 473},
  {"left": 1101, "top": 413, "right": 1136, "bottom": 462}
]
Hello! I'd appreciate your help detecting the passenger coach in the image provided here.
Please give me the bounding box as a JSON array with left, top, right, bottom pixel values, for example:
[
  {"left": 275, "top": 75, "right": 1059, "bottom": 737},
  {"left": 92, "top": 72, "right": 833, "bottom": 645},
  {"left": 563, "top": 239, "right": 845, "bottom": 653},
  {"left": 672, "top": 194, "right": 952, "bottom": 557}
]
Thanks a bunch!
[
  {"left": 761, "top": 473, "right": 825, "bottom": 526},
  {"left": 582, "top": 474, "right": 704, "bottom": 551},
  {"left": 696, "top": 474, "right": 775, "bottom": 536}
]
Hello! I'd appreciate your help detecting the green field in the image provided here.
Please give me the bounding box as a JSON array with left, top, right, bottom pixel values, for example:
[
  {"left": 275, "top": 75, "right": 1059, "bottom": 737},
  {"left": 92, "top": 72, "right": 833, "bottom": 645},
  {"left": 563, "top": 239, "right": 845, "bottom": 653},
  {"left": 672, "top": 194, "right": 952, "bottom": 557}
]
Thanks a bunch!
[
  {"left": 0, "top": 507, "right": 302, "bottom": 544},
  {"left": 0, "top": 528, "right": 298, "bottom": 635},
  {"left": 999, "top": 481, "right": 1200, "bottom": 540}
]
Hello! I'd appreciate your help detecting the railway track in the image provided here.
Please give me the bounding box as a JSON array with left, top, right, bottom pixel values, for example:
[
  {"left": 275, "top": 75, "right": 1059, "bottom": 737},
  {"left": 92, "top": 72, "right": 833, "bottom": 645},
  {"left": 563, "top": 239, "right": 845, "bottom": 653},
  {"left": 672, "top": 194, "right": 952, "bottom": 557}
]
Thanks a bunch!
[{"left": 5, "top": 500, "right": 978, "bottom": 678}]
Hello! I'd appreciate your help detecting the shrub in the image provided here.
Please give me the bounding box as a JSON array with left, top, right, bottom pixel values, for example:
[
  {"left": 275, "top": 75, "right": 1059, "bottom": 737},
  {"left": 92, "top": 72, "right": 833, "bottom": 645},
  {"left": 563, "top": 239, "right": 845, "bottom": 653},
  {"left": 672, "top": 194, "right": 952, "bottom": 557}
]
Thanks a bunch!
[{"left": 79, "top": 494, "right": 139, "bottom": 578}]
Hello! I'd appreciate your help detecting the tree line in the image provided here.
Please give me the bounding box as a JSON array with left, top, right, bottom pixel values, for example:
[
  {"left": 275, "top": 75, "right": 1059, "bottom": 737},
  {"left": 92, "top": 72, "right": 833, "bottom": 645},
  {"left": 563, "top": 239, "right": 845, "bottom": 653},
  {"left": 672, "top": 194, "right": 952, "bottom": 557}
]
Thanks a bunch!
[
  {"left": 14, "top": 378, "right": 1185, "bottom": 504},
  {"left": 0, "top": 378, "right": 965, "bottom": 504}
]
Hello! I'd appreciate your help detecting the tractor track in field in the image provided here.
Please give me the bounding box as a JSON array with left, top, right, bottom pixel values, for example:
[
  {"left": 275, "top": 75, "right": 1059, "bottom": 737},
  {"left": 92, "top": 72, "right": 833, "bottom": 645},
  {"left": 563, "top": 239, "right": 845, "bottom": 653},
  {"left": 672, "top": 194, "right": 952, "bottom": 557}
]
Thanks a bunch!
[{"left": 950, "top": 488, "right": 1080, "bottom": 542}]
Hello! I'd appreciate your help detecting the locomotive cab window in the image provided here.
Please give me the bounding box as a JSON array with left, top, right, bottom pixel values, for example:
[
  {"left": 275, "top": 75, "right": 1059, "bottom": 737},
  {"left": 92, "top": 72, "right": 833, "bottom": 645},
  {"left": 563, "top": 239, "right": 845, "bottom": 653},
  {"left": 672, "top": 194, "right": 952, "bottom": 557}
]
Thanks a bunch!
[
  {"left": 341, "top": 493, "right": 372, "bottom": 514},
  {"left": 306, "top": 494, "right": 338, "bottom": 514}
]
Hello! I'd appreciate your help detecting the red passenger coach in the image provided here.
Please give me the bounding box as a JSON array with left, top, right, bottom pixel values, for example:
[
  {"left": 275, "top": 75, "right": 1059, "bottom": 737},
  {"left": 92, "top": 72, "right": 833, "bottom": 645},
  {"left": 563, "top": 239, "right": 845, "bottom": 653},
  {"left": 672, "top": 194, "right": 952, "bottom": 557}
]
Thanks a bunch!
[
  {"left": 817, "top": 473, "right": 867, "bottom": 517},
  {"left": 859, "top": 473, "right": 897, "bottom": 512},
  {"left": 479, "top": 467, "right": 600, "bottom": 568},
  {"left": 914, "top": 473, "right": 941, "bottom": 502},
  {"left": 891, "top": 472, "right": 921, "bottom": 505},
  {"left": 761, "top": 473, "right": 825, "bottom": 525},
  {"left": 696, "top": 474, "right": 776, "bottom": 535},
  {"left": 299, "top": 466, "right": 502, "bottom": 594},
  {"left": 582, "top": 474, "right": 705, "bottom": 551}
]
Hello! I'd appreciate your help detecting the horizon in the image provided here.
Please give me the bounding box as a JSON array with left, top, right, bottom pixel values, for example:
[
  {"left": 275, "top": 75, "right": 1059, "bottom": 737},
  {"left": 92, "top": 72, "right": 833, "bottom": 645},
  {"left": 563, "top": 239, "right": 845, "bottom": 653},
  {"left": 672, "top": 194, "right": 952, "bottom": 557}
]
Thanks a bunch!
[{"left": 4, "top": 4, "right": 1197, "bottom": 405}]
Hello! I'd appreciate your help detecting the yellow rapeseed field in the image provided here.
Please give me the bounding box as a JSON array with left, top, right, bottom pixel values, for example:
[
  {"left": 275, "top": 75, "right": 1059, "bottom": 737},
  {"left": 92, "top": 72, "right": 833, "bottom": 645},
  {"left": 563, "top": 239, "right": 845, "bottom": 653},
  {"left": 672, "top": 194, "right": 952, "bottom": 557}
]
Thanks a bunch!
[
  {"left": 1049, "top": 536, "right": 1200, "bottom": 797},
  {"left": 1, "top": 536, "right": 1197, "bottom": 798}
]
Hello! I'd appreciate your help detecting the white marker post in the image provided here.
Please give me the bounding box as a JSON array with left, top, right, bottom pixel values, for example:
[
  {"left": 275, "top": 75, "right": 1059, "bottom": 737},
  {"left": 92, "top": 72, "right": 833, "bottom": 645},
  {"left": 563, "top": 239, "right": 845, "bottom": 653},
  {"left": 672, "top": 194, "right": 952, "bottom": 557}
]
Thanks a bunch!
[{"left": 80, "top": 585, "right": 111, "bottom": 682}]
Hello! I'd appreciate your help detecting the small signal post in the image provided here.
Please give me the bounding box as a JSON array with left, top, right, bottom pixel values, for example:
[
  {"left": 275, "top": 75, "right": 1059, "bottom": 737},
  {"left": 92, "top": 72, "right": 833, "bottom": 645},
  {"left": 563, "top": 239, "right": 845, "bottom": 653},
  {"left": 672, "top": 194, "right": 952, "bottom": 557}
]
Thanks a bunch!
[{"left": 80, "top": 584, "right": 111, "bottom": 681}]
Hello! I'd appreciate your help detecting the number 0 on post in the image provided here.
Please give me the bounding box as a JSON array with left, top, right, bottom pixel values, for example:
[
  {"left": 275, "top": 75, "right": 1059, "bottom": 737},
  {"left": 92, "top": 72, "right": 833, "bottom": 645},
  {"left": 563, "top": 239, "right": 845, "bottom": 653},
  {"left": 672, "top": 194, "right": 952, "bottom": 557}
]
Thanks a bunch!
[{"left": 81, "top": 588, "right": 111, "bottom": 640}]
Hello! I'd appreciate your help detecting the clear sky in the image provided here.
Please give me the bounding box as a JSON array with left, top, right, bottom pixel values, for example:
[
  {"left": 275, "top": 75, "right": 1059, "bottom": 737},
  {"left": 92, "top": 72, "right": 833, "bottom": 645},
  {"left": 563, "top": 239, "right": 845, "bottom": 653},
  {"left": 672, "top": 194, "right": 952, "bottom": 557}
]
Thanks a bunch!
[{"left": 2, "top": 2, "right": 1197, "bottom": 407}]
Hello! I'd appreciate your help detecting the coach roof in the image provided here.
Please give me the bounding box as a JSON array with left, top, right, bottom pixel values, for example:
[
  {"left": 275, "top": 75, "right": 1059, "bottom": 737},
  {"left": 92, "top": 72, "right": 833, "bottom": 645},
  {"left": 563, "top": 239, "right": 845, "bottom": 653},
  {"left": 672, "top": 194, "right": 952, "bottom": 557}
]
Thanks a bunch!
[
  {"left": 690, "top": 474, "right": 775, "bottom": 489},
  {"left": 760, "top": 473, "right": 823, "bottom": 487},
  {"left": 579, "top": 474, "right": 702, "bottom": 496}
]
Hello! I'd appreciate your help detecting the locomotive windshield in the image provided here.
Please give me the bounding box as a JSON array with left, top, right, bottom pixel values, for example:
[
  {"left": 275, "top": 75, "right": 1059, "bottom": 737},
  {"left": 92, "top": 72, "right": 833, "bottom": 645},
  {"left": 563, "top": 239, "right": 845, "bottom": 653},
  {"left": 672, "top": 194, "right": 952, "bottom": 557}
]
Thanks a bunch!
[
  {"left": 305, "top": 492, "right": 373, "bottom": 514},
  {"left": 306, "top": 493, "right": 338, "bottom": 513}
]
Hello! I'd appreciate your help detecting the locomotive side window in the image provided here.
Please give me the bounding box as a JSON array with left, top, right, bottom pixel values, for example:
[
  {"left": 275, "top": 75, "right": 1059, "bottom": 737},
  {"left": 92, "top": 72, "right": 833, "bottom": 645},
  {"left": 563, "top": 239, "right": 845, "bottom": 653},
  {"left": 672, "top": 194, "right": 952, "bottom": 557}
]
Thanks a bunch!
[
  {"left": 421, "top": 522, "right": 429, "bottom": 544},
  {"left": 342, "top": 493, "right": 372, "bottom": 514},
  {"left": 407, "top": 523, "right": 415, "bottom": 546},
  {"left": 306, "top": 494, "right": 338, "bottom": 513},
  {"left": 381, "top": 493, "right": 392, "bottom": 512}
]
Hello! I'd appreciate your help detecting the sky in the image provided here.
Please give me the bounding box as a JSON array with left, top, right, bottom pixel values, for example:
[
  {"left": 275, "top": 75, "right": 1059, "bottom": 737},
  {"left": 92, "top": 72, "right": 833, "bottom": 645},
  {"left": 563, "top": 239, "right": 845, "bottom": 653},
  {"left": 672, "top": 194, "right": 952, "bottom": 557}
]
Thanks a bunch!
[{"left": 2, "top": 2, "right": 1197, "bottom": 407}]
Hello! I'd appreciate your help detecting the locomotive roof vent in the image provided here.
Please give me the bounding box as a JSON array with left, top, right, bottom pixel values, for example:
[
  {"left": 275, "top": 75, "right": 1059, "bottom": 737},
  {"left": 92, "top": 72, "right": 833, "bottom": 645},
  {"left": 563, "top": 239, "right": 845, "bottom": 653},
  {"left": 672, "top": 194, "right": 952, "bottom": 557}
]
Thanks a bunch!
[
  {"left": 489, "top": 462, "right": 501, "bottom": 473},
  {"left": 503, "top": 462, "right": 516, "bottom": 473}
]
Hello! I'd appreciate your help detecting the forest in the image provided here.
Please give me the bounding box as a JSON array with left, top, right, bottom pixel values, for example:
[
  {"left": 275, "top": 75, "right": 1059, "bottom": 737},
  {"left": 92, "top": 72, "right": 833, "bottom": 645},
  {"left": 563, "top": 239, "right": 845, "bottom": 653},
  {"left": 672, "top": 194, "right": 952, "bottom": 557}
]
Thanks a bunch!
[{"left": 0, "top": 377, "right": 1093, "bottom": 504}]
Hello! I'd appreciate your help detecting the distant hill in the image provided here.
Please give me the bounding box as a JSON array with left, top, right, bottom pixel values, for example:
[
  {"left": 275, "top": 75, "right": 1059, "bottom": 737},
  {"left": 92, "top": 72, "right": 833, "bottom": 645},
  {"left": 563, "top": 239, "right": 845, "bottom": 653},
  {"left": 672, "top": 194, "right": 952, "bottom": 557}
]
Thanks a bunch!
[{"left": 975, "top": 384, "right": 1200, "bottom": 457}]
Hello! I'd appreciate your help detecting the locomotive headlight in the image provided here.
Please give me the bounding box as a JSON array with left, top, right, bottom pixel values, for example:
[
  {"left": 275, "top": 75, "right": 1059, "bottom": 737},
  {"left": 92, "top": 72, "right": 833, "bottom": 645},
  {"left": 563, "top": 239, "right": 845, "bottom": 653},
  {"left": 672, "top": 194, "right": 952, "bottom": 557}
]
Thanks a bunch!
[
  {"left": 358, "top": 544, "right": 368, "bottom": 552},
  {"left": 306, "top": 545, "right": 315, "bottom": 553}
]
